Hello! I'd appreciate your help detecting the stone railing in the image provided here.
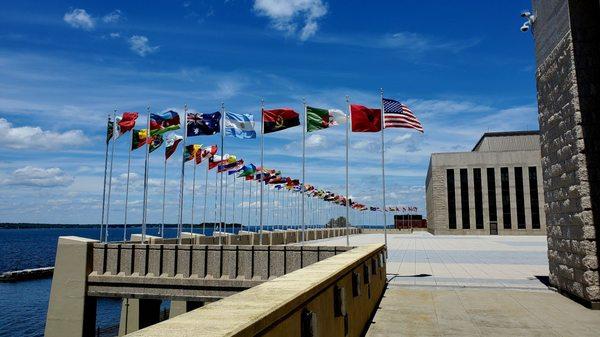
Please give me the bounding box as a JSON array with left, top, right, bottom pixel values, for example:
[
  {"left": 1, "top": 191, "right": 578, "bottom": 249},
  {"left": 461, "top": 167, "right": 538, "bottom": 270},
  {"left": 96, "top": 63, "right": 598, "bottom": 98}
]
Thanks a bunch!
[
  {"left": 88, "top": 244, "right": 353, "bottom": 301},
  {"left": 125, "top": 243, "right": 387, "bottom": 337}
]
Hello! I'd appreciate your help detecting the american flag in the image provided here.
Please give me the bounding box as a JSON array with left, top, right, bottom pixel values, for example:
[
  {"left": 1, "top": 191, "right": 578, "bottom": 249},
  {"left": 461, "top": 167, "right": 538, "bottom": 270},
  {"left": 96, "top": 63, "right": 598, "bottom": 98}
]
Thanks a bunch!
[{"left": 382, "top": 98, "right": 424, "bottom": 133}]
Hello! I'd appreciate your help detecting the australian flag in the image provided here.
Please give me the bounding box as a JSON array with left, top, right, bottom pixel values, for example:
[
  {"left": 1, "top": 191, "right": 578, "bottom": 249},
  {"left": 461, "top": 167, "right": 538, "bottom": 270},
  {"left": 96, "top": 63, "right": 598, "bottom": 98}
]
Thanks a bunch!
[{"left": 187, "top": 111, "right": 221, "bottom": 136}]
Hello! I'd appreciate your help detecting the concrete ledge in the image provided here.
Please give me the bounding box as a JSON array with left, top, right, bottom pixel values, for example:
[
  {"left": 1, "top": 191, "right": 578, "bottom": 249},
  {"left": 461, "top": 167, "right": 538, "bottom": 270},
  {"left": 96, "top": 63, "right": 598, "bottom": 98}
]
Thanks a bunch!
[{"left": 125, "top": 244, "right": 386, "bottom": 337}]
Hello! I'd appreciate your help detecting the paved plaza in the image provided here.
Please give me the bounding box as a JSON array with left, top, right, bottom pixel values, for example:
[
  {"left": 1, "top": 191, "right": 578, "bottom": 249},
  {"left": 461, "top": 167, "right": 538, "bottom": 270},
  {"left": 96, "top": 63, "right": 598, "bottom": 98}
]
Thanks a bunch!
[
  {"left": 310, "top": 232, "right": 600, "bottom": 336},
  {"left": 311, "top": 232, "right": 549, "bottom": 289}
]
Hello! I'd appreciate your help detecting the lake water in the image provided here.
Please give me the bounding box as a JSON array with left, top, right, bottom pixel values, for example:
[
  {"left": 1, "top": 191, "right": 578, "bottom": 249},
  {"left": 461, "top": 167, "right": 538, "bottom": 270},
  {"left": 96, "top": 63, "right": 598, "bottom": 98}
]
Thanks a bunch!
[{"left": 0, "top": 225, "right": 284, "bottom": 337}]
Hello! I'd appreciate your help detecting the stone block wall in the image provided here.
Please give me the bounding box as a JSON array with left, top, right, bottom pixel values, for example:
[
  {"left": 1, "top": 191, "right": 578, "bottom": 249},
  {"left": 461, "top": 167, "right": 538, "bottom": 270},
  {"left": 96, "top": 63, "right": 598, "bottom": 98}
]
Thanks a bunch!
[{"left": 533, "top": 0, "right": 600, "bottom": 307}]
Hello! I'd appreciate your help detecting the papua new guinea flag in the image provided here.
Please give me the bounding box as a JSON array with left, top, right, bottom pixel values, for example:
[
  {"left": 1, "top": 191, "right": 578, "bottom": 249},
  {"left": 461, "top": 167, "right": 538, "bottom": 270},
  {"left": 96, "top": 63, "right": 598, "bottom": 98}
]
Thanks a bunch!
[{"left": 262, "top": 108, "right": 300, "bottom": 134}]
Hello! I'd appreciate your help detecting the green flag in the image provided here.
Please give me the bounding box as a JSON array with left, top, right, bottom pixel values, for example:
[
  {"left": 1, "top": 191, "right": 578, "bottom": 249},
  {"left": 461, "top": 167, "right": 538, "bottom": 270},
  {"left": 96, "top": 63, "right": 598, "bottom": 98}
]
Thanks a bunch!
[
  {"left": 306, "top": 106, "right": 330, "bottom": 132},
  {"left": 149, "top": 134, "right": 164, "bottom": 153}
]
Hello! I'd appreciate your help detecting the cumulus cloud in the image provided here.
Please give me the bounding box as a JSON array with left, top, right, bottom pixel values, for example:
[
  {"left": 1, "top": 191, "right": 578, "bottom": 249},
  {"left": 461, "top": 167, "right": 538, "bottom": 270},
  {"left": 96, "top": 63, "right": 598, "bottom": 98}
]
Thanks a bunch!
[
  {"left": 0, "top": 118, "right": 88, "bottom": 150},
  {"left": 102, "top": 10, "right": 123, "bottom": 23},
  {"left": 253, "top": 0, "right": 327, "bottom": 40},
  {"left": 63, "top": 8, "right": 95, "bottom": 30},
  {"left": 128, "top": 35, "right": 159, "bottom": 56},
  {"left": 2, "top": 166, "right": 74, "bottom": 188}
]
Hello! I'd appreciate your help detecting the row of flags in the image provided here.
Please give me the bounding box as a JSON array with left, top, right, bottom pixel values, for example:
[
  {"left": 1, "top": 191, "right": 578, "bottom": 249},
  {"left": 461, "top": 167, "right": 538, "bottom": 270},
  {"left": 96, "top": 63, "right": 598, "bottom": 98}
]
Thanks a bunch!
[{"left": 100, "top": 96, "right": 424, "bottom": 242}]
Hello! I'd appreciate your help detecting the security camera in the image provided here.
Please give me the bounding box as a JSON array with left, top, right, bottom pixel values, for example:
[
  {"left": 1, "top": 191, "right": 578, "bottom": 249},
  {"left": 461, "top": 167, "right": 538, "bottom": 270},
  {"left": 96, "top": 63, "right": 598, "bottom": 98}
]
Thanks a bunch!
[
  {"left": 521, "top": 11, "right": 532, "bottom": 18},
  {"left": 520, "top": 22, "right": 530, "bottom": 32}
]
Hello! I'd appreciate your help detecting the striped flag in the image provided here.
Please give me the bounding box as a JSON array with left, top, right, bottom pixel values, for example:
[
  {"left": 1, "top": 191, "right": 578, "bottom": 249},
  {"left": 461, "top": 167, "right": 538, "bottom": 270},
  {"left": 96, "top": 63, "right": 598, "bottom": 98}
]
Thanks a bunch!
[{"left": 382, "top": 98, "right": 424, "bottom": 133}]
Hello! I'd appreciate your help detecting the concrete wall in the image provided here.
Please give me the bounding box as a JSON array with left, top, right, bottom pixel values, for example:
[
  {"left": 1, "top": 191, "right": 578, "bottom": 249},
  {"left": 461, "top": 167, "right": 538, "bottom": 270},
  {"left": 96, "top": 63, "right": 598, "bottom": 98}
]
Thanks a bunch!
[
  {"left": 532, "top": 0, "right": 600, "bottom": 308},
  {"left": 426, "top": 150, "right": 546, "bottom": 235},
  {"left": 123, "top": 244, "right": 387, "bottom": 337}
]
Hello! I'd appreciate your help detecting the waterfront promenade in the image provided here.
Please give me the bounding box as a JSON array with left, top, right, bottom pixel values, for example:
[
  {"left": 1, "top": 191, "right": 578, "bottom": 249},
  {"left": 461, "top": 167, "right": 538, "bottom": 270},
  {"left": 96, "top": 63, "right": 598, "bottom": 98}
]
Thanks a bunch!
[{"left": 309, "top": 233, "right": 600, "bottom": 336}]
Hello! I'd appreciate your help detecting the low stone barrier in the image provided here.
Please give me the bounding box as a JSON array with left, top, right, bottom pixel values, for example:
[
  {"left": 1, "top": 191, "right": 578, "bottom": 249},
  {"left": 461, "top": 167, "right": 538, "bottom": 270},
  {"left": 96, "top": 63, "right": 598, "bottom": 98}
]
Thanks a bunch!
[{"left": 125, "top": 243, "right": 387, "bottom": 337}]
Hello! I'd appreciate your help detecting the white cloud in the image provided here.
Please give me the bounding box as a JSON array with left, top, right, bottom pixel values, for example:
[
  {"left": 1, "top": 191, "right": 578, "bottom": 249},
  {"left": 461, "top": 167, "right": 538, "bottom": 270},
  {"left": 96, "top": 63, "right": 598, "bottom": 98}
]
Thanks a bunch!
[
  {"left": 109, "top": 32, "right": 121, "bottom": 39},
  {"left": 128, "top": 35, "right": 159, "bottom": 56},
  {"left": 253, "top": 0, "right": 327, "bottom": 41},
  {"left": 0, "top": 118, "right": 89, "bottom": 150},
  {"left": 63, "top": 9, "right": 95, "bottom": 30},
  {"left": 2, "top": 166, "right": 74, "bottom": 187},
  {"left": 102, "top": 10, "right": 123, "bottom": 23},
  {"left": 305, "top": 134, "right": 325, "bottom": 148}
]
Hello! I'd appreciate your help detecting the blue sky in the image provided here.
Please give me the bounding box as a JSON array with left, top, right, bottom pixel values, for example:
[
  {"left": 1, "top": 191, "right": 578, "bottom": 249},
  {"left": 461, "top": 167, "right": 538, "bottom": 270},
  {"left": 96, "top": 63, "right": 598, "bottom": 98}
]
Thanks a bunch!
[{"left": 0, "top": 1, "right": 538, "bottom": 224}]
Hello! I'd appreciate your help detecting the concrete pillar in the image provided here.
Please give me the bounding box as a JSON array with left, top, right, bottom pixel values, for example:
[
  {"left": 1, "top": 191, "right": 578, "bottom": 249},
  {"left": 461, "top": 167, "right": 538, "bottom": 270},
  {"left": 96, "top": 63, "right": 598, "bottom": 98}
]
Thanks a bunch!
[
  {"left": 169, "top": 300, "right": 204, "bottom": 318},
  {"left": 45, "top": 236, "right": 98, "bottom": 337},
  {"left": 118, "top": 298, "right": 162, "bottom": 336}
]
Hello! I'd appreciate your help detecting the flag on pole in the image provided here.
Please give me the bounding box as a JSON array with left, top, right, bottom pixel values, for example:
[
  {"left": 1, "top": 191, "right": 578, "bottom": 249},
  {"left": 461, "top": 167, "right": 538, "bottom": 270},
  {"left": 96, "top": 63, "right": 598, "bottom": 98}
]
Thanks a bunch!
[
  {"left": 238, "top": 164, "right": 257, "bottom": 178},
  {"left": 149, "top": 134, "right": 164, "bottom": 153},
  {"left": 218, "top": 159, "right": 244, "bottom": 173},
  {"left": 208, "top": 154, "right": 229, "bottom": 170},
  {"left": 382, "top": 98, "right": 424, "bottom": 132},
  {"left": 106, "top": 118, "right": 114, "bottom": 144},
  {"left": 263, "top": 108, "right": 300, "bottom": 134},
  {"left": 198, "top": 145, "right": 218, "bottom": 164},
  {"left": 351, "top": 105, "right": 381, "bottom": 132},
  {"left": 165, "top": 134, "right": 183, "bottom": 160},
  {"left": 225, "top": 112, "right": 256, "bottom": 139},
  {"left": 150, "top": 111, "right": 181, "bottom": 136},
  {"left": 183, "top": 144, "right": 202, "bottom": 162},
  {"left": 187, "top": 112, "right": 221, "bottom": 136},
  {"left": 131, "top": 129, "right": 148, "bottom": 150},
  {"left": 115, "top": 112, "right": 139, "bottom": 138},
  {"left": 306, "top": 106, "right": 346, "bottom": 132}
]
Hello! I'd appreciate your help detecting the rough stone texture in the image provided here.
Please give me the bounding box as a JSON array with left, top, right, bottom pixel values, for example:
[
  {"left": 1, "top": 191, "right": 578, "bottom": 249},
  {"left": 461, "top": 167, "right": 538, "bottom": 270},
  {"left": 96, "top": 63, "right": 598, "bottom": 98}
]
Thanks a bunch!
[{"left": 533, "top": 0, "right": 600, "bottom": 306}]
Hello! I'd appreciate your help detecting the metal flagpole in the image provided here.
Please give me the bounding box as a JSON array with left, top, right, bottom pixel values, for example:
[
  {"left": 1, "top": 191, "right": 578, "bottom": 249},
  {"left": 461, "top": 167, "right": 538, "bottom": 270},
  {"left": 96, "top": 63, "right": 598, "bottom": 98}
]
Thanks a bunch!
[
  {"left": 379, "top": 89, "right": 388, "bottom": 247},
  {"left": 190, "top": 161, "right": 197, "bottom": 234},
  {"left": 105, "top": 110, "right": 117, "bottom": 243},
  {"left": 123, "top": 128, "right": 134, "bottom": 241},
  {"left": 218, "top": 102, "right": 225, "bottom": 244},
  {"left": 232, "top": 173, "right": 236, "bottom": 231},
  {"left": 161, "top": 153, "right": 167, "bottom": 238},
  {"left": 259, "top": 99, "right": 265, "bottom": 244},
  {"left": 345, "top": 96, "right": 351, "bottom": 246},
  {"left": 224, "top": 172, "right": 229, "bottom": 233},
  {"left": 248, "top": 178, "right": 253, "bottom": 230},
  {"left": 141, "top": 107, "right": 152, "bottom": 243},
  {"left": 202, "top": 163, "right": 209, "bottom": 235},
  {"left": 240, "top": 176, "right": 244, "bottom": 229},
  {"left": 301, "top": 98, "right": 307, "bottom": 243},
  {"left": 177, "top": 105, "right": 188, "bottom": 244},
  {"left": 100, "top": 114, "right": 111, "bottom": 242}
]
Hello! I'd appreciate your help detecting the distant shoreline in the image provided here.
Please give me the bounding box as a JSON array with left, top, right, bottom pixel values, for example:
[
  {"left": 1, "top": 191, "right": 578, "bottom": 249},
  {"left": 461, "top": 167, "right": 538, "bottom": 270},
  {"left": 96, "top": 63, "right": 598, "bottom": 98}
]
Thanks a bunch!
[{"left": 0, "top": 223, "right": 239, "bottom": 229}]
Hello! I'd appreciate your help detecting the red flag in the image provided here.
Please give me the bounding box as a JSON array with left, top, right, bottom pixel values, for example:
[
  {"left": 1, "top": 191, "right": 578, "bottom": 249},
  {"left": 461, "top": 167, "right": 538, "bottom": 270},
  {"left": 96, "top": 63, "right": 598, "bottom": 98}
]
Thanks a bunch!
[
  {"left": 118, "top": 112, "right": 139, "bottom": 134},
  {"left": 350, "top": 105, "right": 381, "bottom": 132},
  {"left": 263, "top": 108, "right": 300, "bottom": 134}
]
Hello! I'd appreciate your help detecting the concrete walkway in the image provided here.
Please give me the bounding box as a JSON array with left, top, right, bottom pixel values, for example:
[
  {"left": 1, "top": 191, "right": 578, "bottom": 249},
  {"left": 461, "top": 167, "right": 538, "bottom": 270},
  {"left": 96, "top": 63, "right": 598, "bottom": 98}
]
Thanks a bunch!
[
  {"left": 310, "top": 232, "right": 549, "bottom": 289},
  {"left": 366, "top": 287, "right": 600, "bottom": 337},
  {"left": 310, "top": 233, "right": 600, "bottom": 336}
]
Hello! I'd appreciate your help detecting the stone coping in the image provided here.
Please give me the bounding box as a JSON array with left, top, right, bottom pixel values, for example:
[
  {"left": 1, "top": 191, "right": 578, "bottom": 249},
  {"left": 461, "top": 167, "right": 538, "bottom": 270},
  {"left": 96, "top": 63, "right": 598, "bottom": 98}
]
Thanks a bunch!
[{"left": 125, "top": 243, "right": 385, "bottom": 337}]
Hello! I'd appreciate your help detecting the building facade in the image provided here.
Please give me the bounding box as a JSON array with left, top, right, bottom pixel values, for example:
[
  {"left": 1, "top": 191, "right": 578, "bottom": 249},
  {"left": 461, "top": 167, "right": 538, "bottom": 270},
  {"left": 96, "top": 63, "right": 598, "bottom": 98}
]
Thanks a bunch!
[{"left": 426, "top": 131, "right": 546, "bottom": 235}]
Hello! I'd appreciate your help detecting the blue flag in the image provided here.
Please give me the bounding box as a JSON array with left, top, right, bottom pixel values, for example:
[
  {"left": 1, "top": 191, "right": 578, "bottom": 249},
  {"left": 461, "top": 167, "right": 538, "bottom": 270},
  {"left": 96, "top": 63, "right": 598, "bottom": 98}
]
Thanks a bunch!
[
  {"left": 225, "top": 112, "right": 256, "bottom": 139},
  {"left": 187, "top": 112, "right": 221, "bottom": 136}
]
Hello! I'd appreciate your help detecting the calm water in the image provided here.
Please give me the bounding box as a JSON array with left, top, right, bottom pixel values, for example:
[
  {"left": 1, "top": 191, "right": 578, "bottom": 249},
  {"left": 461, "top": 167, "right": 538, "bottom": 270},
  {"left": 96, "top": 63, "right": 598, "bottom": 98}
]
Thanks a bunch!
[
  {"left": 0, "top": 225, "right": 283, "bottom": 337},
  {"left": 0, "top": 226, "right": 176, "bottom": 337}
]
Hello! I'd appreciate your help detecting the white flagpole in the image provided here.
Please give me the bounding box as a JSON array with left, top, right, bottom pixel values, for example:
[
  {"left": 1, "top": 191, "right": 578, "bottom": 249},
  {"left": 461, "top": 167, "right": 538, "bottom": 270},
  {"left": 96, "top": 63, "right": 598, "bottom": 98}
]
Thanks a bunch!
[
  {"left": 141, "top": 107, "right": 151, "bottom": 243},
  {"left": 259, "top": 99, "right": 265, "bottom": 244},
  {"left": 248, "top": 177, "right": 253, "bottom": 230},
  {"left": 202, "top": 162, "right": 209, "bottom": 235},
  {"left": 301, "top": 98, "right": 307, "bottom": 243},
  {"left": 345, "top": 96, "right": 351, "bottom": 246},
  {"left": 190, "top": 161, "right": 197, "bottom": 234},
  {"left": 224, "top": 171, "right": 229, "bottom": 233},
  {"left": 177, "top": 105, "right": 188, "bottom": 244},
  {"left": 123, "top": 128, "right": 133, "bottom": 241},
  {"left": 105, "top": 110, "right": 117, "bottom": 243},
  {"left": 219, "top": 103, "right": 225, "bottom": 244},
  {"left": 240, "top": 176, "right": 245, "bottom": 229},
  {"left": 379, "top": 89, "right": 388, "bottom": 247},
  {"left": 161, "top": 152, "right": 167, "bottom": 238},
  {"left": 100, "top": 114, "right": 111, "bottom": 242}
]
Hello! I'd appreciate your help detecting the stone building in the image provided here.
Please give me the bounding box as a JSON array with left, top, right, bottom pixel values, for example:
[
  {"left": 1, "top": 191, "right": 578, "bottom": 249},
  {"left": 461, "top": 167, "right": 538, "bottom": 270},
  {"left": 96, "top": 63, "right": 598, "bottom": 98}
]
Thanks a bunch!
[
  {"left": 531, "top": 0, "right": 600, "bottom": 308},
  {"left": 426, "top": 131, "right": 546, "bottom": 235}
]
